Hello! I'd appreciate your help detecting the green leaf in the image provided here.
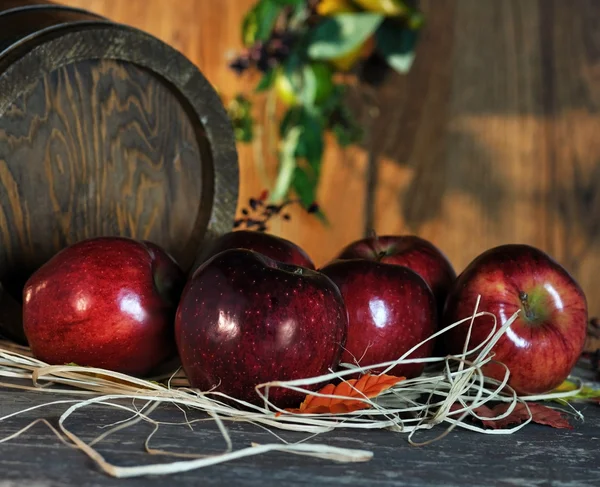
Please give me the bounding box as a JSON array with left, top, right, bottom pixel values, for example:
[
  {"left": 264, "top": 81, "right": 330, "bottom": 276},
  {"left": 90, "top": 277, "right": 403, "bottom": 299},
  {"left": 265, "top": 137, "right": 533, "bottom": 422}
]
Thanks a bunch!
[
  {"left": 296, "top": 112, "right": 324, "bottom": 169},
  {"left": 280, "top": 64, "right": 313, "bottom": 106},
  {"left": 292, "top": 167, "right": 328, "bottom": 223},
  {"left": 273, "top": 0, "right": 304, "bottom": 5},
  {"left": 276, "top": 107, "right": 326, "bottom": 208},
  {"left": 280, "top": 106, "right": 301, "bottom": 137},
  {"left": 227, "top": 95, "right": 254, "bottom": 143},
  {"left": 299, "top": 65, "right": 318, "bottom": 106},
  {"left": 319, "top": 83, "right": 346, "bottom": 113},
  {"left": 256, "top": 0, "right": 282, "bottom": 42},
  {"left": 280, "top": 107, "right": 324, "bottom": 165},
  {"left": 255, "top": 68, "right": 276, "bottom": 92},
  {"left": 241, "top": 6, "right": 259, "bottom": 46},
  {"left": 307, "top": 13, "right": 384, "bottom": 60},
  {"left": 234, "top": 121, "right": 253, "bottom": 143},
  {"left": 551, "top": 379, "right": 600, "bottom": 403},
  {"left": 292, "top": 166, "right": 316, "bottom": 208},
  {"left": 376, "top": 21, "right": 418, "bottom": 73},
  {"left": 242, "top": 0, "right": 282, "bottom": 46},
  {"left": 292, "top": 112, "right": 325, "bottom": 213}
]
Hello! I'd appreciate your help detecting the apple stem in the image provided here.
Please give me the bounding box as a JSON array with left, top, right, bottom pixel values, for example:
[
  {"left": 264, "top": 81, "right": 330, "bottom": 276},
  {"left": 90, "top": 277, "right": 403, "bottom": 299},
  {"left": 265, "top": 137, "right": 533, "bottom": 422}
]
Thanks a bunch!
[
  {"left": 365, "top": 229, "right": 384, "bottom": 260},
  {"left": 519, "top": 291, "right": 535, "bottom": 320}
]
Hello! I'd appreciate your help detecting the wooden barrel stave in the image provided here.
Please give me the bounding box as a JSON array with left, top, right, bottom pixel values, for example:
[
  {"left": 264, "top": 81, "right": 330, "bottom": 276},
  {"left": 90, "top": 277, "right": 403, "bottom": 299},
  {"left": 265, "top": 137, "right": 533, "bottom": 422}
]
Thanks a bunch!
[{"left": 0, "top": 1, "right": 239, "bottom": 342}]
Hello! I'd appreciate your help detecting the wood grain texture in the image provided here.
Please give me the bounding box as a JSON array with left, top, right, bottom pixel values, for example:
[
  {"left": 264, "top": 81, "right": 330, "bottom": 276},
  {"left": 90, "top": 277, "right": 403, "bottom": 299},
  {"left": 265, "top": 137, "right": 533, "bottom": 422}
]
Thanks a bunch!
[
  {"left": 0, "top": 387, "right": 598, "bottom": 486},
  {"left": 56, "top": 0, "right": 600, "bottom": 316},
  {"left": 0, "top": 59, "right": 203, "bottom": 296}
]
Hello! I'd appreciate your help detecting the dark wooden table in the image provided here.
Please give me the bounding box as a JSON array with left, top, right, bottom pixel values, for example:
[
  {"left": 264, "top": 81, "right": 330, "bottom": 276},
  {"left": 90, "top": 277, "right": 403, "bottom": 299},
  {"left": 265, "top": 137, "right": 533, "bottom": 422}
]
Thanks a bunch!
[{"left": 0, "top": 388, "right": 599, "bottom": 486}]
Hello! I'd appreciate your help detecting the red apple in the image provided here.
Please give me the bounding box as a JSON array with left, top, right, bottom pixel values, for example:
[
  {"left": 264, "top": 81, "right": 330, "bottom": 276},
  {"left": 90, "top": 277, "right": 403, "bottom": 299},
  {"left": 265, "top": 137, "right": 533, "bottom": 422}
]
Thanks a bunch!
[
  {"left": 320, "top": 259, "right": 436, "bottom": 379},
  {"left": 22, "top": 237, "right": 185, "bottom": 376},
  {"left": 194, "top": 230, "right": 315, "bottom": 271},
  {"left": 334, "top": 235, "right": 456, "bottom": 316},
  {"left": 442, "top": 244, "right": 588, "bottom": 395},
  {"left": 175, "top": 249, "right": 347, "bottom": 407}
]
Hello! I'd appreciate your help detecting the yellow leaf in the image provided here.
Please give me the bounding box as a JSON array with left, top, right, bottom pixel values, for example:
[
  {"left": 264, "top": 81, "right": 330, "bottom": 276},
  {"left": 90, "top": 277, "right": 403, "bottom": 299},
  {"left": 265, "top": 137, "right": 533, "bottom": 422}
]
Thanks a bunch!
[
  {"left": 317, "top": 0, "right": 357, "bottom": 16},
  {"left": 353, "top": 0, "right": 407, "bottom": 16},
  {"left": 553, "top": 380, "right": 578, "bottom": 393}
]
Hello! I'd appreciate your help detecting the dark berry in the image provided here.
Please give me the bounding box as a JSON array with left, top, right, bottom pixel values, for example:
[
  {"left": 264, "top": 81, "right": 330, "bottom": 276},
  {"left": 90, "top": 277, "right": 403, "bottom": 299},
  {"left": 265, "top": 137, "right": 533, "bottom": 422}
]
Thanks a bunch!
[
  {"left": 229, "top": 57, "right": 250, "bottom": 75},
  {"left": 307, "top": 202, "right": 320, "bottom": 214}
]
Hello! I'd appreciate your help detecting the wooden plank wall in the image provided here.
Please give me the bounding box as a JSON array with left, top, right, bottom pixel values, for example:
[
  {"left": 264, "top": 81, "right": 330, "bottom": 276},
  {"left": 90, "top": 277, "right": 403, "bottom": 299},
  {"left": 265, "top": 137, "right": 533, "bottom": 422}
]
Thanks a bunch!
[{"left": 63, "top": 0, "right": 600, "bottom": 316}]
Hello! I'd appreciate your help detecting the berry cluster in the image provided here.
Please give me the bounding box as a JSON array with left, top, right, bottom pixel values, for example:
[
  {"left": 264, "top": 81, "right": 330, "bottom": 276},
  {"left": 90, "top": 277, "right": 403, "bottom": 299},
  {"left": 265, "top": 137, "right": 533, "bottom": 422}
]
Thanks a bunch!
[
  {"left": 234, "top": 191, "right": 319, "bottom": 232},
  {"left": 230, "top": 31, "right": 297, "bottom": 75}
]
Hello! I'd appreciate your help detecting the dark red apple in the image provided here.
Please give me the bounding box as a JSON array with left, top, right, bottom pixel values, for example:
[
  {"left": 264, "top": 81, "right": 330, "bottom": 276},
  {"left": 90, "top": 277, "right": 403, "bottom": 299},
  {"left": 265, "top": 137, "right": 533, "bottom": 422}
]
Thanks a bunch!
[
  {"left": 175, "top": 249, "right": 347, "bottom": 407},
  {"left": 320, "top": 259, "right": 436, "bottom": 379},
  {"left": 443, "top": 244, "right": 588, "bottom": 395},
  {"left": 334, "top": 235, "right": 456, "bottom": 315},
  {"left": 193, "top": 230, "right": 315, "bottom": 271},
  {"left": 23, "top": 237, "right": 185, "bottom": 376}
]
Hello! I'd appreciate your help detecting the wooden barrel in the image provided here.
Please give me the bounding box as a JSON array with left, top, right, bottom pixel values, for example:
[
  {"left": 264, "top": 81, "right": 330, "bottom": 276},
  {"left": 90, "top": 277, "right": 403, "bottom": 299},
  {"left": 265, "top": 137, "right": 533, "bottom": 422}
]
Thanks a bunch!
[{"left": 0, "top": 1, "right": 239, "bottom": 341}]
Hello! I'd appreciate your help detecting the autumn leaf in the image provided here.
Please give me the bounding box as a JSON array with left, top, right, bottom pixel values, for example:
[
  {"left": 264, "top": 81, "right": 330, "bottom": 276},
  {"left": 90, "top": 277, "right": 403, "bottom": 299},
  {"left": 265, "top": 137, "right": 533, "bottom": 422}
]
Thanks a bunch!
[
  {"left": 282, "top": 374, "right": 404, "bottom": 415},
  {"left": 471, "top": 402, "right": 573, "bottom": 430},
  {"left": 551, "top": 379, "right": 600, "bottom": 404},
  {"left": 449, "top": 401, "right": 573, "bottom": 429}
]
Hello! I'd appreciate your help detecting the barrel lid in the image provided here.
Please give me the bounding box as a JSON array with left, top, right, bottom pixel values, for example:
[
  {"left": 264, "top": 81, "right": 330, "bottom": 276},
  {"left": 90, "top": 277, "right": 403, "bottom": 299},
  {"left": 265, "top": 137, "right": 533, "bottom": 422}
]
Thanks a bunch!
[{"left": 0, "top": 17, "right": 239, "bottom": 303}]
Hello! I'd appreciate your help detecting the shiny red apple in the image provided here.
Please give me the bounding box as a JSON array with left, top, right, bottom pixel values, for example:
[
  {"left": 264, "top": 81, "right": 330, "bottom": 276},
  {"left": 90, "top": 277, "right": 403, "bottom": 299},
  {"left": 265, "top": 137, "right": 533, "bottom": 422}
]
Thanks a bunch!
[
  {"left": 175, "top": 249, "right": 347, "bottom": 407},
  {"left": 23, "top": 237, "right": 185, "bottom": 376},
  {"left": 334, "top": 235, "right": 456, "bottom": 315},
  {"left": 193, "top": 230, "right": 315, "bottom": 272},
  {"left": 442, "top": 244, "right": 588, "bottom": 395},
  {"left": 320, "top": 259, "right": 436, "bottom": 379}
]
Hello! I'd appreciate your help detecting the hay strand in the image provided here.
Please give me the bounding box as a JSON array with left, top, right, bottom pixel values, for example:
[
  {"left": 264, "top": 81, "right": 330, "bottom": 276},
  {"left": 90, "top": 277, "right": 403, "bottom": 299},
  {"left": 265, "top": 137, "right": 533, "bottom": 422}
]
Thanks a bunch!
[{"left": 0, "top": 299, "right": 585, "bottom": 478}]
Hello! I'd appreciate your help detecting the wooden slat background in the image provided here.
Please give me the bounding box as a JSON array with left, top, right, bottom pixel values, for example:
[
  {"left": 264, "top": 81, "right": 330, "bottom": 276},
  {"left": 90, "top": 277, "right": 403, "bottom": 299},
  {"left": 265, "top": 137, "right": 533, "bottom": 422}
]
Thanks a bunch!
[{"left": 62, "top": 0, "right": 600, "bottom": 315}]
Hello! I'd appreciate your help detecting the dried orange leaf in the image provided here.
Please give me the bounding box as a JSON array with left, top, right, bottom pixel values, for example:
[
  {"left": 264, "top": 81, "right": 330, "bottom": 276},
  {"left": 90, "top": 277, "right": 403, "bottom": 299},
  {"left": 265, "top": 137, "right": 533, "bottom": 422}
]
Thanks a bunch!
[{"left": 283, "top": 374, "right": 404, "bottom": 415}]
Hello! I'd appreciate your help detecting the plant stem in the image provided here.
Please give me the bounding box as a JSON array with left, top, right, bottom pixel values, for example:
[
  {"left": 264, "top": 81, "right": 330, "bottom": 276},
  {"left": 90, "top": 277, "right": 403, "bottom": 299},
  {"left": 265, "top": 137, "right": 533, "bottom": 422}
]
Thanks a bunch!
[
  {"left": 252, "top": 123, "right": 271, "bottom": 190},
  {"left": 271, "top": 127, "right": 302, "bottom": 202},
  {"left": 266, "top": 89, "right": 278, "bottom": 160}
]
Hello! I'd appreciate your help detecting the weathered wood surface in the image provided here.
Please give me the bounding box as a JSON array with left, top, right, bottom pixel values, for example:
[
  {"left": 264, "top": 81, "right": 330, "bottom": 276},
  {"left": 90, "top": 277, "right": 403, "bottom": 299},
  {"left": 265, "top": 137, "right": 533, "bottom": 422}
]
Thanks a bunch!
[
  {"left": 62, "top": 0, "right": 600, "bottom": 318},
  {"left": 0, "top": 388, "right": 598, "bottom": 486}
]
